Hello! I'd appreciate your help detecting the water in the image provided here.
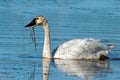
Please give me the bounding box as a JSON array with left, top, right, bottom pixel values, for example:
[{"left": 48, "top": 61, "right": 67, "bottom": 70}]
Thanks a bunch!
[{"left": 0, "top": 0, "right": 120, "bottom": 80}]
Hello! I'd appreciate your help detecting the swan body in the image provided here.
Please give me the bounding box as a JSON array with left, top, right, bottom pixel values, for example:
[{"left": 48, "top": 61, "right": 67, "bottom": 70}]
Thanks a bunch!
[
  {"left": 54, "top": 38, "right": 111, "bottom": 59},
  {"left": 25, "top": 16, "right": 114, "bottom": 60}
]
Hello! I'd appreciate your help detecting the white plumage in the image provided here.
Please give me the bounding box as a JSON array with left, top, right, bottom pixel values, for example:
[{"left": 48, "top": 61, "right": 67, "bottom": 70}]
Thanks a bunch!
[{"left": 54, "top": 38, "right": 109, "bottom": 59}]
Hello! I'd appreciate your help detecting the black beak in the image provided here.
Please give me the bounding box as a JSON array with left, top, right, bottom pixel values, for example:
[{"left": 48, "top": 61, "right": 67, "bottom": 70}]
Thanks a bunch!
[{"left": 25, "top": 18, "right": 36, "bottom": 28}]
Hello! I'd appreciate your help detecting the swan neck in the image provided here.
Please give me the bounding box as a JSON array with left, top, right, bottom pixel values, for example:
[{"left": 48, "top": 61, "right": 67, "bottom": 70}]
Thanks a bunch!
[{"left": 43, "top": 23, "right": 51, "bottom": 58}]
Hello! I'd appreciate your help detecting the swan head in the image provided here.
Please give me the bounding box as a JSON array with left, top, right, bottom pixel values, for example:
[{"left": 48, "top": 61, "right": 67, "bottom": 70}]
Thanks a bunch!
[{"left": 25, "top": 16, "right": 47, "bottom": 28}]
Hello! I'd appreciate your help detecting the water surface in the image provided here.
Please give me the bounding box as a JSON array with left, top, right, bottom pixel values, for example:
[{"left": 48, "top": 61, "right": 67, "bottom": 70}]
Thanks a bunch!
[{"left": 0, "top": 0, "right": 120, "bottom": 80}]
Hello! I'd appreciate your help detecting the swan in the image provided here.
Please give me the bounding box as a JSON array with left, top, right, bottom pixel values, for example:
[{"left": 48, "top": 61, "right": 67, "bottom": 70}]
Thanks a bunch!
[{"left": 25, "top": 16, "right": 114, "bottom": 60}]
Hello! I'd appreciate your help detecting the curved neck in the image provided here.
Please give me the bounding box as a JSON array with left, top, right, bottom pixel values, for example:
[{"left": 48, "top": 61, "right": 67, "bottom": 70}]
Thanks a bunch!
[{"left": 42, "top": 23, "right": 51, "bottom": 58}]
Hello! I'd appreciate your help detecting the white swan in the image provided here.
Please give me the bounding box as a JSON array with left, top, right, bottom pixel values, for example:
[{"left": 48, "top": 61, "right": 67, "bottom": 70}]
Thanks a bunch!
[{"left": 25, "top": 16, "right": 114, "bottom": 60}]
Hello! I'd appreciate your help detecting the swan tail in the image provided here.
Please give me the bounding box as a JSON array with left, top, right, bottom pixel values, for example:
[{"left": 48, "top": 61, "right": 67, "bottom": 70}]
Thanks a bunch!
[
  {"left": 100, "top": 55, "right": 109, "bottom": 60},
  {"left": 107, "top": 44, "right": 115, "bottom": 52},
  {"left": 99, "top": 44, "right": 114, "bottom": 60}
]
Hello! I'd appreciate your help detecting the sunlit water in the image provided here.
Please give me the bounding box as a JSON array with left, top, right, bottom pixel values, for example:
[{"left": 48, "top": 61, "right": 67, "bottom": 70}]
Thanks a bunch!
[{"left": 0, "top": 0, "right": 120, "bottom": 80}]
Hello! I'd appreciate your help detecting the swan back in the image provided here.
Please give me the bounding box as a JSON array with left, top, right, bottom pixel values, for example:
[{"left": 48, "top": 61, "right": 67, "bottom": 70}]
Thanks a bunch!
[{"left": 54, "top": 38, "right": 112, "bottom": 59}]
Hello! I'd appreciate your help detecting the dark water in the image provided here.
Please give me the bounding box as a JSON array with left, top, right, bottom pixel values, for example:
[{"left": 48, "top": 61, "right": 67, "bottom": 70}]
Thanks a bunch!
[{"left": 0, "top": 0, "right": 120, "bottom": 80}]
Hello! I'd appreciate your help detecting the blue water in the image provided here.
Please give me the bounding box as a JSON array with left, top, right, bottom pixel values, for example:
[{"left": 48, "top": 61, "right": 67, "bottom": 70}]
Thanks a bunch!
[{"left": 0, "top": 0, "right": 120, "bottom": 80}]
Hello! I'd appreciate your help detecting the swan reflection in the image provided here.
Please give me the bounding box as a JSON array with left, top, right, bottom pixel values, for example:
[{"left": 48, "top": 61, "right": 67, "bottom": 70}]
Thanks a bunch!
[
  {"left": 42, "top": 58, "right": 51, "bottom": 80},
  {"left": 54, "top": 59, "right": 112, "bottom": 80}
]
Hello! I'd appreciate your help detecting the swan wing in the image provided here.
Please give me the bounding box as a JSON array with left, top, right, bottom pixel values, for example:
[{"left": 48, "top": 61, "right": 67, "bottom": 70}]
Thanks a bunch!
[{"left": 54, "top": 38, "right": 108, "bottom": 59}]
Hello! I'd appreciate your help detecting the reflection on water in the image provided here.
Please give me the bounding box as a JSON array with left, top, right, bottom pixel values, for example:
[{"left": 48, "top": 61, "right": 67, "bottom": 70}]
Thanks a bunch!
[
  {"left": 28, "top": 64, "right": 36, "bottom": 80},
  {"left": 54, "top": 59, "right": 112, "bottom": 80},
  {"left": 42, "top": 58, "right": 51, "bottom": 80}
]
